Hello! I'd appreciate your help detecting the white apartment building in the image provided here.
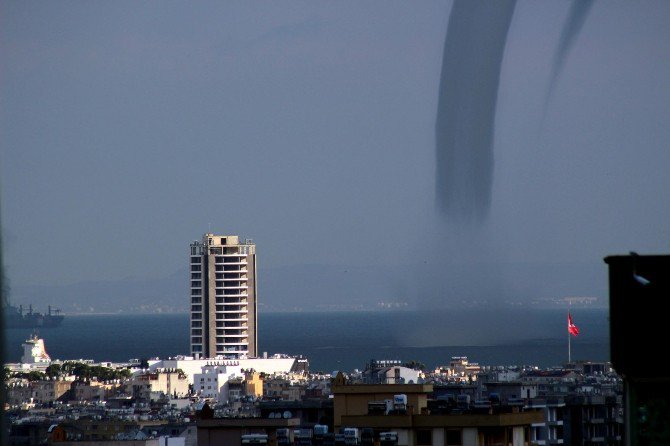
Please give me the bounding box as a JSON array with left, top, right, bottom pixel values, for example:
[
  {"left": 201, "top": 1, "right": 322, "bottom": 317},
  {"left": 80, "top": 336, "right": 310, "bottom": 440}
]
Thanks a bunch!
[
  {"left": 193, "top": 363, "right": 244, "bottom": 402},
  {"left": 190, "top": 233, "right": 257, "bottom": 358}
]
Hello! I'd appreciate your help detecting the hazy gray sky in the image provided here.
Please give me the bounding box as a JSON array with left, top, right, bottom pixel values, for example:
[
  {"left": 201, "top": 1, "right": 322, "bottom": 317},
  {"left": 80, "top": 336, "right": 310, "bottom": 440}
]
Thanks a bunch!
[{"left": 2, "top": 1, "right": 669, "bottom": 305}]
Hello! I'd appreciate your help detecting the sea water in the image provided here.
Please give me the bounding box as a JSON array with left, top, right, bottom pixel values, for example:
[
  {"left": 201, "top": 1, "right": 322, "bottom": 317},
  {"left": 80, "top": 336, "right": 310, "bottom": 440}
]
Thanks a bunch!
[{"left": 3, "top": 308, "right": 609, "bottom": 372}]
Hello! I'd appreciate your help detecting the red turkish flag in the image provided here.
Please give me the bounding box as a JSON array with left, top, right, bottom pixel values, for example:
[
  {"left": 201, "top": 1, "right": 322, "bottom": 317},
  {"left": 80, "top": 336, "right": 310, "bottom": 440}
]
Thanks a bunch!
[{"left": 568, "top": 313, "right": 579, "bottom": 337}]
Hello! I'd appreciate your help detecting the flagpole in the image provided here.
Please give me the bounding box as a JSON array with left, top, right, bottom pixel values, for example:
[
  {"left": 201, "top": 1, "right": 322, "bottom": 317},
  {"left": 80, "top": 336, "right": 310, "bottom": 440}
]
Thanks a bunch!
[
  {"left": 568, "top": 304, "right": 571, "bottom": 364},
  {"left": 568, "top": 316, "right": 571, "bottom": 364}
]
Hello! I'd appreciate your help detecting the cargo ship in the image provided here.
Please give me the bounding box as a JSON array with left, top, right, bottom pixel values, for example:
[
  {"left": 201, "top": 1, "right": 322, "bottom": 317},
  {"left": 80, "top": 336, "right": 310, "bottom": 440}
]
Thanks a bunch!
[{"left": 4, "top": 304, "right": 64, "bottom": 329}]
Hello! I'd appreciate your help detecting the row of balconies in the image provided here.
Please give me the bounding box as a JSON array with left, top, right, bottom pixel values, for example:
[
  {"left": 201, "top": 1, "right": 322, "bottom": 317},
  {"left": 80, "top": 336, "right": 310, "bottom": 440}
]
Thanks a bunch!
[
  {"left": 214, "top": 281, "right": 248, "bottom": 288},
  {"left": 190, "top": 327, "right": 248, "bottom": 337},
  {"left": 191, "top": 328, "right": 249, "bottom": 338},
  {"left": 215, "top": 297, "right": 247, "bottom": 304},
  {"left": 190, "top": 286, "right": 248, "bottom": 293},
  {"left": 214, "top": 257, "right": 247, "bottom": 265},
  {"left": 215, "top": 337, "right": 248, "bottom": 345},
  {"left": 194, "top": 306, "right": 248, "bottom": 313},
  {"left": 215, "top": 306, "right": 248, "bottom": 313},
  {"left": 217, "top": 347, "right": 249, "bottom": 354},
  {"left": 216, "top": 329, "right": 248, "bottom": 336},
  {"left": 214, "top": 265, "right": 247, "bottom": 272},
  {"left": 216, "top": 274, "right": 247, "bottom": 280},
  {"left": 215, "top": 290, "right": 247, "bottom": 297},
  {"left": 216, "top": 321, "right": 247, "bottom": 328},
  {"left": 215, "top": 314, "right": 248, "bottom": 321},
  {"left": 192, "top": 296, "right": 246, "bottom": 304}
]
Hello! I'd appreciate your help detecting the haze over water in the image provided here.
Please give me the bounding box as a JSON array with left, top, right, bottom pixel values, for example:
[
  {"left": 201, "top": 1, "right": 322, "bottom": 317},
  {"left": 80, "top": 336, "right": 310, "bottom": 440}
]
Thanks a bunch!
[{"left": 4, "top": 309, "right": 609, "bottom": 372}]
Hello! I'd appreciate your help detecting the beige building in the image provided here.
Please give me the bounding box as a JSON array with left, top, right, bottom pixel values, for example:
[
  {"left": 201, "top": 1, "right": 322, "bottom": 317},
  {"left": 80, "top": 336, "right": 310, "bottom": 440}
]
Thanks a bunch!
[
  {"left": 130, "top": 369, "right": 190, "bottom": 400},
  {"left": 332, "top": 376, "right": 543, "bottom": 446},
  {"left": 72, "top": 380, "right": 119, "bottom": 402},
  {"left": 189, "top": 234, "right": 257, "bottom": 359},
  {"left": 32, "top": 379, "right": 71, "bottom": 404}
]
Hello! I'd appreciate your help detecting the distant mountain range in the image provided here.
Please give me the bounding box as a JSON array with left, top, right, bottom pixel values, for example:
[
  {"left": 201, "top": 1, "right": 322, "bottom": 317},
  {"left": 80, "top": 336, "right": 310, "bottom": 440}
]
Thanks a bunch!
[{"left": 8, "top": 262, "right": 608, "bottom": 314}]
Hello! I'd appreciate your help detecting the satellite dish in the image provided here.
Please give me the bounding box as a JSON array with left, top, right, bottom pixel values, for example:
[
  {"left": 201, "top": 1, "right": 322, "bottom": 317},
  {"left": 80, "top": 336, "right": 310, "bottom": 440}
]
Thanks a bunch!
[{"left": 283, "top": 411, "right": 292, "bottom": 419}]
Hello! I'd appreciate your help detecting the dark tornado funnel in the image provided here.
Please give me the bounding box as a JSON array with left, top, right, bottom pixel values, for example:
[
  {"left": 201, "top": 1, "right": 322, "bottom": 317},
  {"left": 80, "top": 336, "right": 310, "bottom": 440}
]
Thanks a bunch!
[
  {"left": 435, "top": 0, "right": 516, "bottom": 223},
  {"left": 544, "top": 0, "right": 594, "bottom": 113}
]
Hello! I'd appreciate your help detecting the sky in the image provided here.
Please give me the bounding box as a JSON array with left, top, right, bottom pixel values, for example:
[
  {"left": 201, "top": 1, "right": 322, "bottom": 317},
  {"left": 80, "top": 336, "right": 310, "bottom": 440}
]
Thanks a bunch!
[{"left": 2, "top": 1, "right": 669, "bottom": 309}]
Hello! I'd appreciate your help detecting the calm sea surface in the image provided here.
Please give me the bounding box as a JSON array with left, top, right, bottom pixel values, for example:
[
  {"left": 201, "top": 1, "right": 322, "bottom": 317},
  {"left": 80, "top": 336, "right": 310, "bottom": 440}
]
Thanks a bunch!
[{"left": 3, "top": 308, "right": 610, "bottom": 372}]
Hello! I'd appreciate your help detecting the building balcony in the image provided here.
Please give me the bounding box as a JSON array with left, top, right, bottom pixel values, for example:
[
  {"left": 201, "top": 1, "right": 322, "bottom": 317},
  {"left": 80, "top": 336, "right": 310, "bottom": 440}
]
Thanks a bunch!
[
  {"left": 223, "top": 323, "right": 248, "bottom": 328},
  {"left": 221, "top": 316, "right": 249, "bottom": 322},
  {"left": 216, "top": 309, "right": 248, "bottom": 315},
  {"left": 221, "top": 299, "right": 248, "bottom": 304},
  {"left": 217, "top": 340, "right": 248, "bottom": 346},
  {"left": 219, "top": 294, "right": 248, "bottom": 299},
  {"left": 215, "top": 259, "right": 248, "bottom": 265},
  {"left": 214, "top": 266, "right": 247, "bottom": 272},
  {"left": 221, "top": 347, "right": 249, "bottom": 353}
]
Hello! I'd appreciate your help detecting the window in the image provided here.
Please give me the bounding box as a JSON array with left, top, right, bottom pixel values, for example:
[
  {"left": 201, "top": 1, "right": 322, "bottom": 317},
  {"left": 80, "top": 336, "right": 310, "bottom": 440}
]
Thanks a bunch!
[
  {"left": 191, "top": 265, "right": 201, "bottom": 272},
  {"left": 416, "top": 429, "right": 432, "bottom": 446},
  {"left": 446, "top": 430, "right": 461, "bottom": 446},
  {"left": 191, "top": 257, "right": 201, "bottom": 263}
]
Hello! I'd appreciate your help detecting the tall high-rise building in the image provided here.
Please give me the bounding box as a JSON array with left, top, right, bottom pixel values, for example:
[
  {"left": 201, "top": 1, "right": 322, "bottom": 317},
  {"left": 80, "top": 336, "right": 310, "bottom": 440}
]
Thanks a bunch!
[{"left": 189, "top": 233, "right": 257, "bottom": 359}]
